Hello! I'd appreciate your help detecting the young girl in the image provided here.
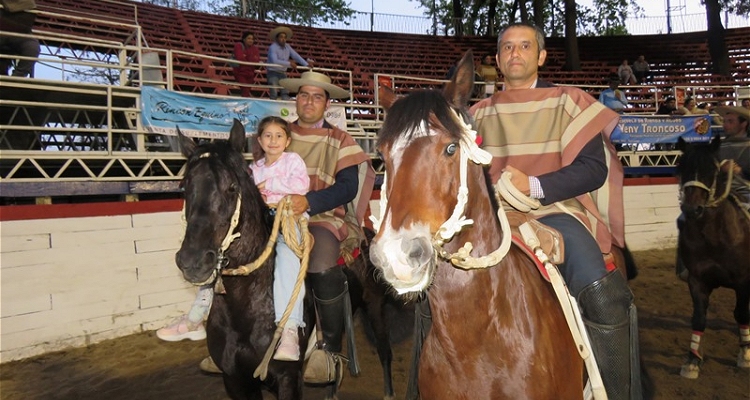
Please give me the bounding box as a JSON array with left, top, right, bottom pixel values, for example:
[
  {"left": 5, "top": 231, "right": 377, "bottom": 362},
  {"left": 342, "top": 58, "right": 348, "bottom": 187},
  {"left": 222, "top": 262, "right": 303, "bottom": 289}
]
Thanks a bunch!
[
  {"left": 249, "top": 116, "right": 310, "bottom": 361},
  {"left": 157, "top": 116, "right": 309, "bottom": 363}
]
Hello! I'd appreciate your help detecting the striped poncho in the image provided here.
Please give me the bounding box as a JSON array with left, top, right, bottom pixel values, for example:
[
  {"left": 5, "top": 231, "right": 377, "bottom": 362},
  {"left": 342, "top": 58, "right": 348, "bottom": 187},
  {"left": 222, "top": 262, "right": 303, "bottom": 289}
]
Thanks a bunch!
[
  {"left": 289, "top": 123, "right": 376, "bottom": 250},
  {"left": 470, "top": 86, "right": 625, "bottom": 253}
]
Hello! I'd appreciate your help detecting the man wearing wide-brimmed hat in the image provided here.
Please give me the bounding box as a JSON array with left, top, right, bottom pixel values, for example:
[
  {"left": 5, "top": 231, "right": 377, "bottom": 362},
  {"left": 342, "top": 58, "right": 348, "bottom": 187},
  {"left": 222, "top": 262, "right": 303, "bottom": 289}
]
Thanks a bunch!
[
  {"left": 266, "top": 26, "right": 311, "bottom": 100},
  {"left": 280, "top": 70, "right": 375, "bottom": 388}
]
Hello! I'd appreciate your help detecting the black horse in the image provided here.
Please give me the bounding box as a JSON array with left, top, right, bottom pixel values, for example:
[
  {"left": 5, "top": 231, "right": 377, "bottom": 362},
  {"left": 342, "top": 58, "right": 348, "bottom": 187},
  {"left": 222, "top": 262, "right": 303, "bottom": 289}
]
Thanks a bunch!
[
  {"left": 676, "top": 136, "right": 750, "bottom": 379},
  {"left": 175, "top": 120, "right": 413, "bottom": 399}
]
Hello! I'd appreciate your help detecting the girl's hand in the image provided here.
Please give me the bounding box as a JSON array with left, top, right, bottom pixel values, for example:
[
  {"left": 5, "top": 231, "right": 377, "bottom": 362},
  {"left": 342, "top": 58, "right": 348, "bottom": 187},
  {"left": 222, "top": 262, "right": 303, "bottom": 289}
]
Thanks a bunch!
[{"left": 256, "top": 181, "right": 266, "bottom": 190}]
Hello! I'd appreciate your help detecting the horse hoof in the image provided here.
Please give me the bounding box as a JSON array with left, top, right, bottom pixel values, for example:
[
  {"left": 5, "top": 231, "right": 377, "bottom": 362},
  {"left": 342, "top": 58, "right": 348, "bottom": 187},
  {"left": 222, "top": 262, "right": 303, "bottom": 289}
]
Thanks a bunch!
[
  {"left": 738, "top": 348, "right": 750, "bottom": 368},
  {"left": 199, "top": 356, "right": 222, "bottom": 374},
  {"left": 680, "top": 362, "right": 700, "bottom": 379}
]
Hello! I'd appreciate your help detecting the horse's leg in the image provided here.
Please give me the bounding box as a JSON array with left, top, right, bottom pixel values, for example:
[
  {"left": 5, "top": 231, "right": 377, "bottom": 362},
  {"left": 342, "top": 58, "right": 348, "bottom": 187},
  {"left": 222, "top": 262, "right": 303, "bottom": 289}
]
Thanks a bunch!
[
  {"left": 680, "top": 276, "right": 713, "bottom": 379},
  {"left": 734, "top": 287, "right": 750, "bottom": 368},
  {"left": 275, "top": 373, "right": 304, "bottom": 400},
  {"left": 222, "top": 374, "right": 263, "bottom": 400},
  {"left": 363, "top": 293, "right": 395, "bottom": 400}
]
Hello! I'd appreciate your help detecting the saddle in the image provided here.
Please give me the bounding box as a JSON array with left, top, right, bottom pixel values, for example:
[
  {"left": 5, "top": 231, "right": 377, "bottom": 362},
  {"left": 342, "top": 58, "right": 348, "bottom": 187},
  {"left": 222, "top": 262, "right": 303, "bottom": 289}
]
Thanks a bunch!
[
  {"left": 507, "top": 212, "right": 619, "bottom": 280},
  {"left": 507, "top": 211, "right": 564, "bottom": 265}
]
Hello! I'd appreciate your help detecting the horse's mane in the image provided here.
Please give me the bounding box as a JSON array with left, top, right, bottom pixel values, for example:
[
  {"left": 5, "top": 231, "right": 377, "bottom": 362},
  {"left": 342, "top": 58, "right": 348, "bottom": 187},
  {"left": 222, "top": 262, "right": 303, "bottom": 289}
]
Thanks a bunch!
[{"left": 378, "top": 90, "right": 467, "bottom": 146}]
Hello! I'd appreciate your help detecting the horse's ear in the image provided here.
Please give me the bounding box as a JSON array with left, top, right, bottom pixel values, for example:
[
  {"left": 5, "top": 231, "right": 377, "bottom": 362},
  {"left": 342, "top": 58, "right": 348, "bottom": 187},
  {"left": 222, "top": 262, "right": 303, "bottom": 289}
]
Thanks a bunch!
[
  {"left": 379, "top": 86, "right": 397, "bottom": 111},
  {"left": 710, "top": 134, "right": 721, "bottom": 152},
  {"left": 229, "top": 118, "right": 246, "bottom": 153},
  {"left": 676, "top": 136, "right": 688, "bottom": 153},
  {"left": 177, "top": 125, "right": 196, "bottom": 158},
  {"left": 444, "top": 50, "right": 475, "bottom": 108}
]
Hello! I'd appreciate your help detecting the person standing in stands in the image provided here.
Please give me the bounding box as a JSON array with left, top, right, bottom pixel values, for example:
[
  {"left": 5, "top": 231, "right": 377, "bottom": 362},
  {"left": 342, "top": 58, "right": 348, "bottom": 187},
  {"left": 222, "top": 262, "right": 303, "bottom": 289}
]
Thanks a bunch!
[
  {"left": 0, "top": 0, "right": 40, "bottom": 77},
  {"left": 232, "top": 31, "right": 260, "bottom": 97},
  {"left": 266, "top": 26, "right": 312, "bottom": 100}
]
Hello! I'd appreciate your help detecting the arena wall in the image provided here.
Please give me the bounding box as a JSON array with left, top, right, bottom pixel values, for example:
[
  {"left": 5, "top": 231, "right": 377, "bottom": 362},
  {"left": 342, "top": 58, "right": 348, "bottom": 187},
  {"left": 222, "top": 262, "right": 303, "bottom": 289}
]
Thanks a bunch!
[{"left": 0, "top": 184, "right": 680, "bottom": 362}]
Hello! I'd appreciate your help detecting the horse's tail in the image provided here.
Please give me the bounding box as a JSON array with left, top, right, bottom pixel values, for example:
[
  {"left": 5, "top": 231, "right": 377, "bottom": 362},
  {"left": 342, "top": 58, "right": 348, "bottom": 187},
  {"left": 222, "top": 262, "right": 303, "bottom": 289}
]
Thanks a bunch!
[{"left": 621, "top": 244, "right": 639, "bottom": 280}]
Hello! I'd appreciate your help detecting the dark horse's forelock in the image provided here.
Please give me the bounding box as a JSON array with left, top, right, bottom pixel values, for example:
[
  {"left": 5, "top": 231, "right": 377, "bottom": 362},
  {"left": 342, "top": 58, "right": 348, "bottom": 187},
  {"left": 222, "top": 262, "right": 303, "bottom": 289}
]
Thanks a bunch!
[
  {"left": 378, "top": 90, "right": 467, "bottom": 147},
  {"left": 677, "top": 141, "right": 718, "bottom": 185},
  {"left": 185, "top": 141, "right": 254, "bottom": 191}
]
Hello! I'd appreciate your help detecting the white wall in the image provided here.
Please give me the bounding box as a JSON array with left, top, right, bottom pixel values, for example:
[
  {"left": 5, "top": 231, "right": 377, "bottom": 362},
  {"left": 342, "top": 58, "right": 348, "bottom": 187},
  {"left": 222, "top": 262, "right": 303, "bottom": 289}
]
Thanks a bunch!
[
  {"left": 0, "top": 184, "right": 680, "bottom": 362},
  {"left": 0, "top": 210, "right": 196, "bottom": 362}
]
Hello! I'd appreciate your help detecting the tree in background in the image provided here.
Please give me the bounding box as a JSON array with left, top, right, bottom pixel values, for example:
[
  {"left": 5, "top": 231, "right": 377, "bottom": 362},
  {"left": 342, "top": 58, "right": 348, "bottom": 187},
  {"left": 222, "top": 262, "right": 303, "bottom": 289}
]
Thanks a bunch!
[{"left": 705, "top": 0, "right": 749, "bottom": 77}]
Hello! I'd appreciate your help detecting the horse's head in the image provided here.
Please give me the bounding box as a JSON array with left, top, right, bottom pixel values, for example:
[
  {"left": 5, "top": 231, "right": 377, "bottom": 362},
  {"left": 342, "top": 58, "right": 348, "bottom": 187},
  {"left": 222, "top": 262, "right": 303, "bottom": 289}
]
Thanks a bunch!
[
  {"left": 676, "top": 136, "right": 725, "bottom": 218},
  {"left": 369, "top": 50, "right": 491, "bottom": 295},
  {"left": 175, "top": 119, "right": 270, "bottom": 285}
]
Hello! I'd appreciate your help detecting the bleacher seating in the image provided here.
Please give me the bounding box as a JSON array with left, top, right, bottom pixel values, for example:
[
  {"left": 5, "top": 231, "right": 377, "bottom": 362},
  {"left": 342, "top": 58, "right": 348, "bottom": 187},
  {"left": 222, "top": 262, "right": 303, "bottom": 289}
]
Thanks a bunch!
[{"left": 33, "top": 0, "right": 750, "bottom": 109}]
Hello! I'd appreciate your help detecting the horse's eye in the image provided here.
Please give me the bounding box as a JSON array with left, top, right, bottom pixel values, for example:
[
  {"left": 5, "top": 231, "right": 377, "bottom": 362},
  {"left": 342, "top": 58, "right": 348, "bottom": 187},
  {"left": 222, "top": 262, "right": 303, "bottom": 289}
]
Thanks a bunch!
[
  {"left": 445, "top": 143, "right": 458, "bottom": 156},
  {"left": 227, "top": 183, "right": 238, "bottom": 193}
]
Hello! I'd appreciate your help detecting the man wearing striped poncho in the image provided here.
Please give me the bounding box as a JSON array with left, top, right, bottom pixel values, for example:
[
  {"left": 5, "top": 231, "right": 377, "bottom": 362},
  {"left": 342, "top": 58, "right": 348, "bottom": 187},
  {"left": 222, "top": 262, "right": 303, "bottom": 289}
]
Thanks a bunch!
[
  {"left": 280, "top": 71, "right": 376, "bottom": 383},
  {"left": 470, "top": 23, "right": 644, "bottom": 400}
]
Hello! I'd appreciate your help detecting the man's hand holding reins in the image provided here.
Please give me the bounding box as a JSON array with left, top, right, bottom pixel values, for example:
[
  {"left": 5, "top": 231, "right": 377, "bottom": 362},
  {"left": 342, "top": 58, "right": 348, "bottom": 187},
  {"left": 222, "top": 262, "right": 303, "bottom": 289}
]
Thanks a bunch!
[
  {"left": 288, "top": 194, "right": 309, "bottom": 215},
  {"left": 503, "top": 165, "right": 531, "bottom": 195}
]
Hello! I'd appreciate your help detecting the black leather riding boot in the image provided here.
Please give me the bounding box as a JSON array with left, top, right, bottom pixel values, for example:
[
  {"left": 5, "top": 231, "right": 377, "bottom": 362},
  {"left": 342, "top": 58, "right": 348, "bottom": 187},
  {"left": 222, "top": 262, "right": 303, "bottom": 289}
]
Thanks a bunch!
[
  {"left": 308, "top": 266, "right": 348, "bottom": 353},
  {"left": 578, "top": 270, "right": 643, "bottom": 400}
]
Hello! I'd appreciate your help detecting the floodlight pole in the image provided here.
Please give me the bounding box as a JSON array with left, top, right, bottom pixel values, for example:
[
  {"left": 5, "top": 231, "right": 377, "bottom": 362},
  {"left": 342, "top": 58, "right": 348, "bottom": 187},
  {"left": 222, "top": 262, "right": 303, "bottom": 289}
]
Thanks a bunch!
[{"left": 666, "top": 0, "right": 673, "bottom": 34}]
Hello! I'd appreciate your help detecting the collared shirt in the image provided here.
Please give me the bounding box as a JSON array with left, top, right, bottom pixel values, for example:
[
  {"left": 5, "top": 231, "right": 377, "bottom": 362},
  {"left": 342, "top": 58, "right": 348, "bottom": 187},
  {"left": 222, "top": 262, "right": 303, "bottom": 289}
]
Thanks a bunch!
[{"left": 267, "top": 42, "right": 307, "bottom": 73}]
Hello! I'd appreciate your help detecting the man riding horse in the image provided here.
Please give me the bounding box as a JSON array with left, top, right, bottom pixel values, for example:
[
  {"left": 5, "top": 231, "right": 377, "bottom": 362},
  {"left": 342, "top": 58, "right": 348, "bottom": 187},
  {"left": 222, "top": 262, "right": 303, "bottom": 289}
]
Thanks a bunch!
[
  {"left": 471, "top": 23, "right": 644, "bottom": 400},
  {"left": 279, "top": 71, "right": 376, "bottom": 381}
]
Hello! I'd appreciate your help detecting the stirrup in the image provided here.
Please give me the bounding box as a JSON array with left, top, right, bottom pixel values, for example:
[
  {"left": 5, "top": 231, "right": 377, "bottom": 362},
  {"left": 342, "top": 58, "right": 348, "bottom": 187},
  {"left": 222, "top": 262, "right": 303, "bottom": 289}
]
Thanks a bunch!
[{"left": 303, "top": 347, "right": 346, "bottom": 386}]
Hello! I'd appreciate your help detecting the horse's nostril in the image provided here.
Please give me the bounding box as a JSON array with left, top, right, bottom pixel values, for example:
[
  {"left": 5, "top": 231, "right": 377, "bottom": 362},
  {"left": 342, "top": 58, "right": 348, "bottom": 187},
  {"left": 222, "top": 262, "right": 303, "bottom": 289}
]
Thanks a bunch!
[
  {"left": 404, "top": 237, "right": 431, "bottom": 264},
  {"left": 203, "top": 250, "right": 217, "bottom": 267}
]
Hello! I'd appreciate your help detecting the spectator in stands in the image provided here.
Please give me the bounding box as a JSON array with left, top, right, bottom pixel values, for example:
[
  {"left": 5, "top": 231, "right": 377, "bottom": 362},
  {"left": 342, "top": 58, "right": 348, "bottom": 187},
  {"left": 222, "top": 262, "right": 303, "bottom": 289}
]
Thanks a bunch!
[
  {"left": 632, "top": 55, "right": 650, "bottom": 84},
  {"left": 617, "top": 59, "right": 635, "bottom": 85},
  {"left": 266, "top": 26, "right": 311, "bottom": 100},
  {"left": 673, "top": 96, "right": 707, "bottom": 115},
  {"left": 476, "top": 52, "right": 499, "bottom": 98},
  {"left": 233, "top": 31, "right": 260, "bottom": 97},
  {"left": 656, "top": 96, "right": 677, "bottom": 115},
  {"left": 598, "top": 74, "right": 628, "bottom": 113},
  {"left": 471, "top": 22, "right": 644, "bottom": 400},
  {"left": 445, "top": 56, "right": 461, "bottom": 80},
  {"left": 742, "top": 98, "right": 750, "bottom": 110},
  {"left": 279, "top": 70, "right": 375, "bottom": 381},
  {"left": 0, "top": 0, "right": 40, "bottom": 77}
]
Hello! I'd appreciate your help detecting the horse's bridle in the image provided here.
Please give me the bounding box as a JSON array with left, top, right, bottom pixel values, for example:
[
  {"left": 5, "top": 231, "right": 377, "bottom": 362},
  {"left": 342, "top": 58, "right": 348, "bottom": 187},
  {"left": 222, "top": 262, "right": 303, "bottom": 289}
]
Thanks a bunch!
[
  {"left": 370, "top": 109, "right": 513, "bottom": 270},
  {"left": 680, "top": 159, "right": 734, "bottom": 209}
]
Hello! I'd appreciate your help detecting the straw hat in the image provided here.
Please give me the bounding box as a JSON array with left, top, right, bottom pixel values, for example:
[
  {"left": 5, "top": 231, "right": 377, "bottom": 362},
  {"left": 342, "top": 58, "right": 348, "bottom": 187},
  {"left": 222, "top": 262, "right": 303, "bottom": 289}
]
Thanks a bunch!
[
  {"left": 279, "top": 71, "right": 349, "bottom": 99},
  {"left": 715, "top": 106, "right": 750, "bottom": 121},
  {"left": 269, "top": 26, "right": 293, "bottom": 41}
]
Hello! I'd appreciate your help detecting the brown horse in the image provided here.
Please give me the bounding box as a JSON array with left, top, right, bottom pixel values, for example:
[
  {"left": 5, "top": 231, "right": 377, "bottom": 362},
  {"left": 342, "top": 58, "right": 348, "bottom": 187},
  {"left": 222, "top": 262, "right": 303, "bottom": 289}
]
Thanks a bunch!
[
  {"left": 676, "top": 136, "right": 750, "bottom": 379},
  {"left": 368, "top": 52, "right": 585, "bottom": 399}
]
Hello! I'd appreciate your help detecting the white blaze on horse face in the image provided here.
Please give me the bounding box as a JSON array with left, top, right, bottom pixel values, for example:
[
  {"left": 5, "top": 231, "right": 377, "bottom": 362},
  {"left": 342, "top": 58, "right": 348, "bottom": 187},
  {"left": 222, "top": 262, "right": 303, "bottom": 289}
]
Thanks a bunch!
[
  {"left": 375, "top": 213, "right": 434, "bottom": 293},
  {"left": 389, "top": 122, "right": 437, "bottom": 172}
]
